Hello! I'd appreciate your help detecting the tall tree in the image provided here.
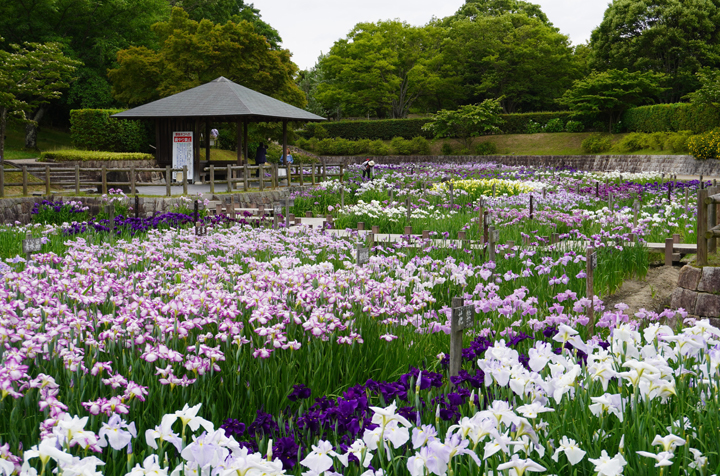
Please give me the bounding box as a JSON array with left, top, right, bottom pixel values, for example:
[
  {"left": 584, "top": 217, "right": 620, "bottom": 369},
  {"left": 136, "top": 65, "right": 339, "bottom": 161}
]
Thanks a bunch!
[
  {"left": 447, "top": 0, "right": 552, "bottom": 25},
  {"left": 558, "top": 69, "right": 666, "bottom": 131},
  {"left": 0, "top": 40, "right": 79, "bottom": 162},
  {"left": 108, "top": 7, "right": 305, "bottom": 107},
  {"left": 589, "top": 0, "right": 720, "bottom": 102},
  {"left": 442, "top": 14, "right": 578, "bottom": 113},
  {"left": 315, "top": 21, "right": 452, "bottom": 119}
]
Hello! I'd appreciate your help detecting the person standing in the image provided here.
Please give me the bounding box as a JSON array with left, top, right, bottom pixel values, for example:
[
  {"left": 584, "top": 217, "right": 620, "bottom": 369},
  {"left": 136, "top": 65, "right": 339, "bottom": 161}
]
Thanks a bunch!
[
  {"left": 362, "top": 159, "right": 375, "bottom": 180},
  {"left": 255, "top": 142, "right": 267, "bottom": 178}
]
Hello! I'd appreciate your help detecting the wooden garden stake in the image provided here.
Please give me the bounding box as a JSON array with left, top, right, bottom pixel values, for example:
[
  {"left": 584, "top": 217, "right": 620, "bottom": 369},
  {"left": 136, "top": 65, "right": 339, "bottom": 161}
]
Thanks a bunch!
[
  {"left": 450, "top": 296, "right": 475, "bottom": 380},
  {"left": 529, "top": 195, "right": 533, "bottom": 220}
]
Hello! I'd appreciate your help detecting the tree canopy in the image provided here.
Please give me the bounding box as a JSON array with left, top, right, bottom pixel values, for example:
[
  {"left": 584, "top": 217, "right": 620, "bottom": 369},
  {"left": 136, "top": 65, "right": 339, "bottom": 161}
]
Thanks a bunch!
[
  {"left": 108, "top": 7, "right": 305, "bottom": 107},
  {"left": 446, "top": 0, "right": 552, "bottom": 25},
  {"left": 559, "top": 69, "right": 666, "bottom": 131},
  {"left": 589, "top": 0, "right": 720, "bottom": 102},
  {"left": 422, "top": 99, "right": 504, "bottom": 149}
]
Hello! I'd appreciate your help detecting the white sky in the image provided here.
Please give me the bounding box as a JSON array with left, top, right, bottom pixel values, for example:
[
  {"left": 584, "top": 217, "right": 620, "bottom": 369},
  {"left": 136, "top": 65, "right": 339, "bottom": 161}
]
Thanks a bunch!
[{"left": 252, "top": 0, "right": 611, "bottom": 70}]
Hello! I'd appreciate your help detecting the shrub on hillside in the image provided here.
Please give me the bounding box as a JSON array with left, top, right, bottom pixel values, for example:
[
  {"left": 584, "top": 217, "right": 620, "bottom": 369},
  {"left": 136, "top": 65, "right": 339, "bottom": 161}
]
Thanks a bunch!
[
  {"left": 664, "top": 131, "right": 693, "bottom": 153},
  {"left": 623, "top": 103, "right": 720, "bottom": 134},
  {"left": 475, "top": 141, "right": 498, "bottom": 155},
  {"left": 525, "top": 120, "right": 544, "bottom": 134},
  {"left": 70, "top": 109, "right": 152, "bottom": 153},
  {"left": 581, "top": 134, "right": 612, "bottom": 154},
  {"left": 368, "top": 140, "right": 390, "bottom": 156},
  {"left": 544, "top": 118, "right": 565, "bottom": 133},
  {"left": 441, "top": 143, "right": 453, "bottom": 155},
  {"left": 390, "top": 137, "right": 413, "bottom": 155},
  {"left": 688, "top": 129, "right": 720, "bottom": 160},
  {"left": 613, "top": 133, "right": 647, "bottom": 153},
  {"left": 565, "top": 120, "right": 584, "bottom": 132},
  {"left": 410, "top": 136, "right": 431, "bottom": 155}
]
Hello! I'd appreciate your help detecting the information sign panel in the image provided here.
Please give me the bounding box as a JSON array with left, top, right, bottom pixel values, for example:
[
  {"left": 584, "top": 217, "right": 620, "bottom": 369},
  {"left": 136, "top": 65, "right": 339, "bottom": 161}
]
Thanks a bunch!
[{"left": 172, "top": 132, "right": 194, "bottom": 181}]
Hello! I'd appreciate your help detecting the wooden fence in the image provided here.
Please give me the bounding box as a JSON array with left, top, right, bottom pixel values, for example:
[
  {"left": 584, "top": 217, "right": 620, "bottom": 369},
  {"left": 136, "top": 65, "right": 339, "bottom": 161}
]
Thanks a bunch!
[{"left": 0, "top": 162, "right": 344, "bottom": 198}]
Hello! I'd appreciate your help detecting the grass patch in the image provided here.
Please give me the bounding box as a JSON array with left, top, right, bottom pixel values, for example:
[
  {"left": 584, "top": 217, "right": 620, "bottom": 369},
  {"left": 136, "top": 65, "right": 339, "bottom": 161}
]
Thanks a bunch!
[{"left": 3, "top": 122, "right": 73, "bottom": 160}]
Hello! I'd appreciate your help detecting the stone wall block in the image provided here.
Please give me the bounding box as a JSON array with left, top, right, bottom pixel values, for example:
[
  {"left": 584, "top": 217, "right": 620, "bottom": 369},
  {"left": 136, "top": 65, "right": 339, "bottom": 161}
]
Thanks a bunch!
[
  {"left": 678, "top": 265, "right": 702, "bottom": 290},
  {"left": 695, "top": 293, "right": 720, "bottom": 317},
  {"left": 671, "top": 288, "right": 698, "bottom": 313},
  {"left": 698, "top": 267, "right": 720, "bottom": 292}
]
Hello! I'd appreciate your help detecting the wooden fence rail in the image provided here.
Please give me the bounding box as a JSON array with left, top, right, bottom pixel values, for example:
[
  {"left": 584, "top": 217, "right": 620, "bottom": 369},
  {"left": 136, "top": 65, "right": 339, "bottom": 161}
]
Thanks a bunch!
[{"left": 0, "top": 162, "right": 344, "bottom": 198}]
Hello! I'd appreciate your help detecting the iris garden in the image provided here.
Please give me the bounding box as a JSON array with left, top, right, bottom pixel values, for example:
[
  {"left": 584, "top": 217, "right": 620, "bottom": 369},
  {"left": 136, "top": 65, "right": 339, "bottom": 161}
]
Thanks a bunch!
[{"left": 0, "top": 162, "right": 718, "bottom": 476}]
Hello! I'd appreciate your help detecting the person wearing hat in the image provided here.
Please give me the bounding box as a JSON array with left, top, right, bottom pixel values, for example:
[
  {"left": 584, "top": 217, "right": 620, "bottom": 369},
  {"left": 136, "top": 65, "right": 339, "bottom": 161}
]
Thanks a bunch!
[{"left": 362, "top": 158, "right": 375, "bottom": 180}]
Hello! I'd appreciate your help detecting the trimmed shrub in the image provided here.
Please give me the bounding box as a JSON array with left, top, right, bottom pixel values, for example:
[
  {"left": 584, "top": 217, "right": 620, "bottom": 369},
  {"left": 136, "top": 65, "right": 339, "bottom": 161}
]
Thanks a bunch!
[
  {"left": 475, "top": 141, "right": 498, "bottom": 155},
  {"left": 41, "top": 150, "right": 154, "bottom": 161},
  {"left": 390, "top": 136, "right": 413, "bottom": 155},
  {"left": 321, "top": 119, "right": 432, "bottom": 140},
  {"left": 565, "top": 120, "right": 584, "bottom": 132},
  {"left": 441, "top": 143, "right": 453, "bottom": 155},
  {"left": 613, "top": 133, "right": 646, "bottom": 153},
  {"left": 622, "top": 103, "right": 720, "bottom": 134},
  {"left": 525, "top": 120, "right": 544, "bottom": 134},
  {"left": 368, "top": 140, "right": 391, "bottom": 156},
  {"left": 500, "top": 111, "right": 575, "bottom": 134},
  {"left": 544, "top": 118, "right": 565, "bottom": 133},
  {"left": 688, "top": 129, "right": 720, "bottom": 160},
  {"left": 581, "top": 134, "right": 612, "bottom": 154},
  {"left": 304, "top": 123, "right": 328, "bottom": 139},
  {"left": 664, "top": 131, "right": 693, "bottom": 153},
  {"left": 648, "top": 132, "right": 668, "bottom": 150},
  {"left": 410, "top": 136, "right": 431, "bottom": 155},
  {"left": 70, "top": 109, "right": 153, "bottom": 153}
]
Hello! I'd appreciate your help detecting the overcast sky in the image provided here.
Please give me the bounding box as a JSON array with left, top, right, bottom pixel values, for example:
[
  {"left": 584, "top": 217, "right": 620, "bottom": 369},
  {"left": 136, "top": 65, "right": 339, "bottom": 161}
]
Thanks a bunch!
[{"left": 252, "top": 0, "right": 611, "bottom": 70}]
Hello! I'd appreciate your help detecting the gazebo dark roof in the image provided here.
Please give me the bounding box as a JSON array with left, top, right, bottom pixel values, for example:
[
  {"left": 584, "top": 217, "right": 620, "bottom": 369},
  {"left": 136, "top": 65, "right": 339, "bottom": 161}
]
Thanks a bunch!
[{"left": 112, "top": 77, "right": 325, "bottom": 122}]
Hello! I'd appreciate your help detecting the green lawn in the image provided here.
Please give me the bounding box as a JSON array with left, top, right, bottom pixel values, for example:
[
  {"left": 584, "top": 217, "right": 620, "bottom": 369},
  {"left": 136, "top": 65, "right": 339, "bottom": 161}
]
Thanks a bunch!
[{"left": 3, "top": 123, "right": 73, "bottom": 161}]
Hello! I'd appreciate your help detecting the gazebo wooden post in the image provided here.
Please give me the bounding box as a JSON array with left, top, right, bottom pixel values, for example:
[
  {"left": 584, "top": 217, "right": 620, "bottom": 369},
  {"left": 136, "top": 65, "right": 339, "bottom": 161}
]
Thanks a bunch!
[
  {"left": 282, "top": 120, "right": 288, "bottom": 186},
  {"left": 236, "top": 120, "right": 245, "bottom": 167},
  {"left": 243, "top": 120, "right": 249, "bottom": 164},
  {"left": 194, "top": 119, "right": 201, "bottom": 182},
  {"left": 205, "top": 121, "right": 211, "bottom": 168}
]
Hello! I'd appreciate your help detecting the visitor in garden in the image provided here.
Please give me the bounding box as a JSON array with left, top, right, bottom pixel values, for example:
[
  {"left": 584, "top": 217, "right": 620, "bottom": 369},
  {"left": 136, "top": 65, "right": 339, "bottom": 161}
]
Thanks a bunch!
[
  {"left": 362, "top": 159, "right": 375, "bottom": 180},
  {"left": 255, "top": 142, "right": 267, "bottom": 177}
]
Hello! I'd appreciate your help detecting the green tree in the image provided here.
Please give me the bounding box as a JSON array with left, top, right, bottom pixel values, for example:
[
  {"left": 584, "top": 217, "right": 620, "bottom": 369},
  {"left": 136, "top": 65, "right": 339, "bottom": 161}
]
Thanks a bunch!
[
  {"left": 315, "top": 21, "right": 452, "bottom": 119},
  {"left": 589, "top": 0, "right": 720, "bottom": 102},
  {"left": 441, "top": 14, "right": 578, "bottom": 113},
  {"left": 0, "top": 40, "right": 79, "bottom": 162},
  {"left": 168, "top": 0, "right": 282, "bottom": 48},
  {"left": 297, "top": 59, "right": 330, "bottom": 118},
  {"left": 422, "top": 99, "right": 504, "bottom": 149},
  {"left": 108, "top": 7, "right": 305, "bottom": 107},
  {"left": 447, "top": 0, "right": 551, "bottom": 25},
  {"left": 558, "top": 69, "right": 666, "bottom": 132},
  {"left": 686, "top": 68, "right": 720, "bottom": 106}
]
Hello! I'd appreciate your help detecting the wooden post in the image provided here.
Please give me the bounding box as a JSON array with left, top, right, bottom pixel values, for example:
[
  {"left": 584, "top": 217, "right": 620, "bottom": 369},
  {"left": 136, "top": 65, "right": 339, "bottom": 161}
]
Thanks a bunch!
[
  {"left": 23, "top": 166, "right": 28, "bottom": 196},
  {"left": 700, "top": 175, "right": 704, "bottom": 189},
  {"left": 665, "top": 238, "right": 674, "bottom": 266},
  {"left": 182, "top": 166, "right": 188, "bottom": 196},
  {"left": 595, "top": 181, "right": 599, "bottom": 198},
  {"left": 299, "top": 164, "right": 304, "bottom": 186},
  {"left": 227, "top": 165, "right": 233, "bottom": 193},
  {"left": 0, "top": 166, "right": 3, "bottom": 198},
  {"left": 311, "top": 164, "right": 316, "bottom": 185},
  {"left": 372, "top": 225, "right": 380, "bottom": 234},
  {"left": 673, "top": 233, "right": 680, "bottom": 244},
  {"left": 341, "top": 186, "right": 345, "bottom": 207},
  {"left": 100, "top": 165, "right": 106, "bottom": 195},
  {"left": 321, "top": 158, "right": 327, "bottom": 181},
  {"left": 483, "top": 211, "right": 489, "bottom": 243},
  {"left": 449, "top": 182, "right": 454, "bottom": 206},
  {"left": 210, "top": 165, "right": 215, "bottom": 194},
  {"left": 529, "top": 195, "right": 533, "bottom": 220},
  {"left": 422, "top": 230, "right": 430, "bottom": 239},
  {"left": 130, "top": 166, "right": 136, "bottom": 195},
  {"left": 608, "top": 192, "right": 613, "bottom": 211},
  {"left": 406, "top": 197, "right": 411, "bottom": 223},
  {"left": 586, "top": 247, "right": 595, "bottom": 336},
  {"left": 339, "top": 164, "right": 344, "bottom": 183},
  {"left": 492, "top": 183, "right": 496, "bottom": 198},
  {"left": 243, "top": 121, "right": 248, "bottom": 163},
  {"left": 236, "top": 120, "right": 243, "bottom": 165},
  {"left": 259, "top": 166, "right": 265, "bottom": 191},
  {"left": 357, "top": 222, "right": 364, "bottom": 231},
  {"left": 698, "top": 189, "right": 709, "bottom": 266},
  {"left": 272, "top": 164, "right": 278, "bottom": 189},
  {"left": 488, "top": 225, "right": 496, "bottom": 261},
  {"left": 244, "top": 163, "right": 249, "bottom": 191},
  {"left": 135, "top": 195, "right": 139, "bottom": 219},
  {"left": 285, "top": 197, "right": 291, "bottom": 228},
  {"left": 205, "top": 121, "right": 211, "bottom": 170},
  {"left": 194, "top": 199, "right": 199, "bottom": 223},
  {"left": 449, "top": 296, "right": 465, "bottom": 380},
  {"left": 405, "top": 225, "right": 413, "bottom": 236},
  {"left": 166, "top": 166, "right": 171, "bottom": 197}
]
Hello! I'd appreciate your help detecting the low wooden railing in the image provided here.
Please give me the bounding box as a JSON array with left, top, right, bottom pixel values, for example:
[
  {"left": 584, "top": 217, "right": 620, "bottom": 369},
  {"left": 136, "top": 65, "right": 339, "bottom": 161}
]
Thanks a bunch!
[{"left": 0, "top": 162, "right": 344, "bottom": 197}]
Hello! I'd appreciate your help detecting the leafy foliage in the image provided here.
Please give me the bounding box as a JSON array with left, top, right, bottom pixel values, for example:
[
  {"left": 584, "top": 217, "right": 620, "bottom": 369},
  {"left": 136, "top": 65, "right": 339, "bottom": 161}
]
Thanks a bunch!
[
  {"left": 422, "top": 100, "right": 504, "bottom": 149},
  {"left": 686, "top": 67, "right": 720, "bottom": 106},
  {"left": 108, "top": 7, "right": 304, "bottom": 107},
  {"left": 688, "top": 128, "right": 720, "bottom": 160},
  {"left": 559, "top": 69, "right": 666, "bottom": 132},
  {"left": 581, "top": 134, "right": 612, "bottom": 153},
  {"left": 622, "top": 102, "right": 720, "bottom": 134},
  {"left": 70, "top": 109, "right": 152, "bottom": 153},
  {"left": 40, "top": 150, "right": 154, "bottom": 161},
  {"left": 589, "top": 0, "right": 720, "bottom": 102}
]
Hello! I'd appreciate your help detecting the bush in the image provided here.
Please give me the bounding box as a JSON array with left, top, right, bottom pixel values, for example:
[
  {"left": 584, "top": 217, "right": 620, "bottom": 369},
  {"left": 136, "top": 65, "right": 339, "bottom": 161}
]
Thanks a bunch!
[
  {"left": 648, "top": 132, "right": 668, "bottom": 150},
  {"left": 321, "top": 119, "right": 432, "bottom": 140},
  {"left": 295, "top": 137, "right": 308, "bottom": 150},
  {"left": 441, "top": 143, "right": 453, "bottom": 155},
  {"left": 500, "top": 111, "right": 575, "bottom": 134},
  {"left": 475, "top": 141, "right": 498, "bottom": 155},
  {"left": 303, "top": 123, "right": 328, "bottom": 139},
  {"left": 581, "top": 134, "right": 612, "bottom": 154},
  {"left": 664, "top": 131, "right": 693, "bottom": 153},
  {"left": 70, "top": 109, "right": 153, "bottom": 153},
  {"left": 368, "top": 140, "right": 390, "bottom": 156},
  {"left": 410, "top": 136, "right": 431, "bottom": 155},
  {"left": 613, "top": 133, "right": 646, "bottom": 153},
  {"left": 525, "top": 120, "right": 544, "bottom": 134},
  {"left": 623, "top": 103, "right": 720, "bottom": 134},
  {"left": 544, "top": 118, "right": 565, "bottom": 133},
  {"left": 390, "top": 136, "right": 413, "bottom": 155},
  {"left": 565, "top": 120, "right": 584, "bottom": 132},
  {"left": 41, "top": 150, "right": 155, "bottom": 161},
  {"left": 688, "top": 129, "right": 720, "bottom": 160}
]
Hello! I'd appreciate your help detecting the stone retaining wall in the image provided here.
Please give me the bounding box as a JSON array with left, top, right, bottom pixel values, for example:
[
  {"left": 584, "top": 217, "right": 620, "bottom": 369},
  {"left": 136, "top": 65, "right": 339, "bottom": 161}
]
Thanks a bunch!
[
  {"left": 671, "top": 265, "right": 720, "bottom": 326},
  {"left": 0, "top": 190, "right": 289, "bottom": 224},
  {"left": 323, "top": 155, "right": 720, "bottom": 176}
]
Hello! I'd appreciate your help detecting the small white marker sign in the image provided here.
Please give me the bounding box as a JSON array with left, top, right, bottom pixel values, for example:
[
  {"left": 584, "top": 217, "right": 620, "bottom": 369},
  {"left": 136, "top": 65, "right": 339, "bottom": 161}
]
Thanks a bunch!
[
  {"left": 356, "top": 246, "right": 370, "bottom": 266},
  {"left": 452, "top": 305, "right": 475, "bottom": 331},
  {"left": 23, "top": 237, "right": 43, "bottom": 254}
]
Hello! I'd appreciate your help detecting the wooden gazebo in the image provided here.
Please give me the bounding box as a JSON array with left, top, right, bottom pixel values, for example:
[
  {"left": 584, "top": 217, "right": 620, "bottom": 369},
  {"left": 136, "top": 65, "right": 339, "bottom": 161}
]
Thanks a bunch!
[{"left": 112, "top": 77, "right": 325, "bottom": 181}]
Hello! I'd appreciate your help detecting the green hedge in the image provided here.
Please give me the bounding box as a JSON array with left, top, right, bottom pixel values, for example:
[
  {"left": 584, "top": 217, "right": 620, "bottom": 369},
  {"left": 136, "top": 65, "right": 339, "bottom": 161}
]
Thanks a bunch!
[
  {"left": 41, "top": 150, "right": 155, "bottom": 161},
  {"left": 305, "top": 111, "right": 578, "bottom": 140},
  {"left": 70, "top": 109, "right": 153, "bottom": 153},
  {"left": 622, "top": 103, "right": 720, "bottom": 134}
]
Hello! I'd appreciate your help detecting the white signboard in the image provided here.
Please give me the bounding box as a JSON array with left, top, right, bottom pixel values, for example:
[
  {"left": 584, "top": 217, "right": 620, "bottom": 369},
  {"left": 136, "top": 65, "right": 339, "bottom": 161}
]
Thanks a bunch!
[{"left": 172, "top": 132, "right": 194, "bottom": 182}]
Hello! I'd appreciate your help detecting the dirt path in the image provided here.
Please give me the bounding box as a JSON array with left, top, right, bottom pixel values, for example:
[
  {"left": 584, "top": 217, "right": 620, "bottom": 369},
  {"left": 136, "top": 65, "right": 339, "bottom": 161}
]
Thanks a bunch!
[{"left": 601, "top": 265, "right": 680, "bottom": 316}]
